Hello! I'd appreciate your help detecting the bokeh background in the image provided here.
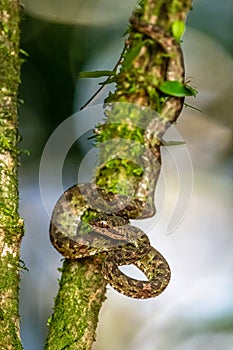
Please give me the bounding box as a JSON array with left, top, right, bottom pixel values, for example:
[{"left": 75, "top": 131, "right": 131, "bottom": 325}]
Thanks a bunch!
[{"left": 19, "top": 0, "right": 232, "bottom": 349}]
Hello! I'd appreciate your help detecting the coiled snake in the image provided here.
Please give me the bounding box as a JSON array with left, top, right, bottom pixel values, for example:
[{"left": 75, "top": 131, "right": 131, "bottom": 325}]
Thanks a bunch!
[{"left": 50, "top": 17, "right": 185, "bottom": 298}]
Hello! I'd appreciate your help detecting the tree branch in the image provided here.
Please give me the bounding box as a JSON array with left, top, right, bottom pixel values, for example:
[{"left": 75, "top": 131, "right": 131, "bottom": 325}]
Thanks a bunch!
[
  {"left": 45, "top": 0, "right": 193, "bottom": 349},
  {"left": 44, "top": 259, "right": 107, "bottom": 350},
  {"left": 0, "top": 0, "right": 23, "bottom": 348}
]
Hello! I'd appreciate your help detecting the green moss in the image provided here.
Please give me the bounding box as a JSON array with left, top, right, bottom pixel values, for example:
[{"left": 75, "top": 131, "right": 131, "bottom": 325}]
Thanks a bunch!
[
  {"left": 45, "top": 259, "right": 107, "bottom": 350},
  {"left": 0, "top": 0, "right": 24, "bottom": 348},
  {"left": 96, "top": 158, "right": 143, "bottom": 195},
  {"left": 81, "top": 210, "right": 100, "bottom": 223},
  {"left": 95, "top": 123, "right": 145, "bottom": 144},
  {"left": 92, "top": 0, "right": 193, "bottom": 200}
]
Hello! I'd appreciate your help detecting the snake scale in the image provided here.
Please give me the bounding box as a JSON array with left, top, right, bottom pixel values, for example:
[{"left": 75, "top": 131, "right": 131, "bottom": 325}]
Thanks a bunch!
[{"left": 50, "top": 16, "right": 185, "bottom": 298}]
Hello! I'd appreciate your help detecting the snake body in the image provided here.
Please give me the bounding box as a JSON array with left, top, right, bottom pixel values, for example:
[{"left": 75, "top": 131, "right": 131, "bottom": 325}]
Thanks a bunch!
[
  {"left": 50, "top": 17, "right": 184, "bottom": 298},
  {"left": 50, "top": 184, "right": 171, "bottom": 298}
]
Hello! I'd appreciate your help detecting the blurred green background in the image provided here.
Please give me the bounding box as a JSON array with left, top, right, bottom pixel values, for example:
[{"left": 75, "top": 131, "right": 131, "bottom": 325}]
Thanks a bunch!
[{"left": 18, "top": 1, "right": 232, "bottom": 349}]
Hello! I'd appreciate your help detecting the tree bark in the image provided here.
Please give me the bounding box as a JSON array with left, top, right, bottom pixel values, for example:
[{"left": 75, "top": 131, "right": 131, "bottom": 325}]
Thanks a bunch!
[{"left": 0, "top": 0, "right": 23, "bottom": 349}]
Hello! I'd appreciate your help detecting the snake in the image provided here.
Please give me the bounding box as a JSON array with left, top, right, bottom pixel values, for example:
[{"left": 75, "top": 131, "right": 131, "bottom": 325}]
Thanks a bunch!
[{"left": 50, "top": 16, "right": 185, "bottom": 299}]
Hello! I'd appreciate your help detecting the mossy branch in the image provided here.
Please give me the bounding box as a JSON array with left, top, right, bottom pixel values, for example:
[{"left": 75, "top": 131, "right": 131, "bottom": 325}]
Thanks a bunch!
[
  {"left": 44, "top": 259, "right": 107, "bottom": 350},
  {"left": 46, "top": 1, "right": 193, "bottom": 349},
  {"left": 0, "top": 0, "right": 23, "bottom": 348}
]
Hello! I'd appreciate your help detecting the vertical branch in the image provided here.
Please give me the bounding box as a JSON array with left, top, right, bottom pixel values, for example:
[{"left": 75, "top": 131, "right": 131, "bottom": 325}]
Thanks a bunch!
[
  {"left": 44, "top": 259, "right": 107, "bottom": 350},
  {"left": 45, "top": 0, "right": 193, "bottom": 349},
  {"left": 0, "top": 0, "right": 23, "bottom": 349}
]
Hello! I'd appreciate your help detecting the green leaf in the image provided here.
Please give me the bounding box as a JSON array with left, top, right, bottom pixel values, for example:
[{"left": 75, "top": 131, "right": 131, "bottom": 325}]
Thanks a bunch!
[
  {"left": 79, "top": 70, "right": 116, "bottom": 79},
  {"left": 171, "top": 21, "right": 185, "bottom": 41},
  {"left": 47, "top": 316, "right": 52, "bottom": 326},
  {"left": 159, "top": 81, "right": 198, "bottom": 97},
  {"left": 18, "top": 259, "right": 29, "bottom": 272},
  {"left": 99, "top": 76, "right": 117, "bottom": 85},
  {"left": 87, "top": 134, "right": 96, "bottom": 140},
  {"left": 20, "top": 48, "right": 29, "bottom": 57},
  {"left": 123, "top": 39, "right": 152, "bottom": 68},
  {"left": 162, "top": 140, "right": 186, "bottom": 146},
  {"left": 184, "top": 103, "right": 202, "bottom": 113}
]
